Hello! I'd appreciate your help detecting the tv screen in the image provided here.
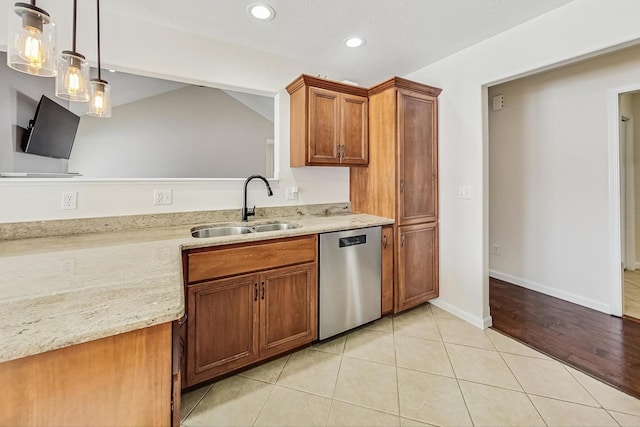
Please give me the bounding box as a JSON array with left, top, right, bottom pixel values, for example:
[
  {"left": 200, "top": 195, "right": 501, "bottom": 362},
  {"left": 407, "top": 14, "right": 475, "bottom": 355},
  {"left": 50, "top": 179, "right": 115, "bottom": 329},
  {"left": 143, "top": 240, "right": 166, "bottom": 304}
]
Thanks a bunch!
[{"left": 22, "top": 95, "right": 80, "bottom": 159}]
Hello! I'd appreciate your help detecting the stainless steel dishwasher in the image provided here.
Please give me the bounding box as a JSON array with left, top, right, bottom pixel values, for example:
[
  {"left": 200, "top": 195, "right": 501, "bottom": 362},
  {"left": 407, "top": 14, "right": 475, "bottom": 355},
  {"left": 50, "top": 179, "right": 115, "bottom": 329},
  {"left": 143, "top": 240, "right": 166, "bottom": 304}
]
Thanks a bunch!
[{"left": 319, "top": 226, "right": 381, "bottom": 340}]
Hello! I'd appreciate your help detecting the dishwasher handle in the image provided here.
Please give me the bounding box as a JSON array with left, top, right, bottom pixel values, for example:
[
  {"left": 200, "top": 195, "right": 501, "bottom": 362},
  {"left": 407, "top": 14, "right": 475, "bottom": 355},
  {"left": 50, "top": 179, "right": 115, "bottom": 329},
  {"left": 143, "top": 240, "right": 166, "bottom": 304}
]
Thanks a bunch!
[{"left": 338, "top": 234, "right": 367, "bottom": 247}]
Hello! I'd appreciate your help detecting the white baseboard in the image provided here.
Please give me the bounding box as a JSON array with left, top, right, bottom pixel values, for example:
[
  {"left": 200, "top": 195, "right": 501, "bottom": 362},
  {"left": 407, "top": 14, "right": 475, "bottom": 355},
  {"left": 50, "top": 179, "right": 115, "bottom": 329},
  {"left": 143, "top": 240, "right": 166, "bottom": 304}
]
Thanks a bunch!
[
  {"left": 429, "top": 298, "right": 493, "bottom": 329},
  {"left": 489, "top": 270, "right": 611, "bottom": 314}
]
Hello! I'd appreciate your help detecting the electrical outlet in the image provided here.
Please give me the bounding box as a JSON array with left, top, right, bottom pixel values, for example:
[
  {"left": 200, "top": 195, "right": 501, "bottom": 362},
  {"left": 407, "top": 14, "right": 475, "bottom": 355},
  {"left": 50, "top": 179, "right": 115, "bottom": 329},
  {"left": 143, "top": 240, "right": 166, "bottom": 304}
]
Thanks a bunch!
[
  {"left": 492, "top": 244, "right": 501, "bottom": 255},
  {"left": 153, "top": 189, "right": 172, "bottom": 205},
  {"left": 286, "top": 187, "right": 298, "bottom": 200},
  {"left": 62, "top": 191, "right": 77, "bottom": 210}
]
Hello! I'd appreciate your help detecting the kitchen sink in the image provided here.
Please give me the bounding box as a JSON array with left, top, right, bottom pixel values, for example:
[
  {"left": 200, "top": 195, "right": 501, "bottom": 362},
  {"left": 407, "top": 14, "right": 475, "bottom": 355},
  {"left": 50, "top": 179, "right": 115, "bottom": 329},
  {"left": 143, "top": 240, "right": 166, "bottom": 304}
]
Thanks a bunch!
[
  {"left": 191, "top": 226, "right": 254, "bottom": 238},
  {"left": 191, "top": 222, "right": 301, "bottom": 238},
  {"left": 253, "top": 222, "right": 300, "bottom": 232}
]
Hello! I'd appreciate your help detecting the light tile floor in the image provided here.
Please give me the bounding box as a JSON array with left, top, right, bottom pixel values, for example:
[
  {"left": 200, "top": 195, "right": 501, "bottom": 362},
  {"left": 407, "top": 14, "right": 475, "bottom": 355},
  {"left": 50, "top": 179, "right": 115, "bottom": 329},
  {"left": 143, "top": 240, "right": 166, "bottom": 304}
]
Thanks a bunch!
[{"left": 180, "top": 303, "right": 640, "bottom": 427}]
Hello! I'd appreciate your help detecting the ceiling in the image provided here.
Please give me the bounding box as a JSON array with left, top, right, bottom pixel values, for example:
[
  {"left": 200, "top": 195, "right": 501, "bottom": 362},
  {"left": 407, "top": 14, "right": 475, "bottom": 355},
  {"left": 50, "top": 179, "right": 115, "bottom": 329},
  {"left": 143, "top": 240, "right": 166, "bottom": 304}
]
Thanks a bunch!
[
  {"left": 106, "top": 0, "right": 575, "bottom": 87},
  {"left": 0, "top": 0, "right": 575, "bottom": 90}
]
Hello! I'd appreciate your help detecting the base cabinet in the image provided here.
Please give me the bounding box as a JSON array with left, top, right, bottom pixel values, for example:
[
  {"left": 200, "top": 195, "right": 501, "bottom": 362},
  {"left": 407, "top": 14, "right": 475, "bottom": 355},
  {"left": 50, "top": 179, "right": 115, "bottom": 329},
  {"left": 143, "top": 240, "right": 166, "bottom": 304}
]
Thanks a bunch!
[
  {"left": 396, "top": 223, "right": 439, "bottom": 313},
  {"left": 184, "top": 236, "right": 318, "bottom": 388},
  {"left": 0, "top": 323, "right": 173, "bottom": 426}
]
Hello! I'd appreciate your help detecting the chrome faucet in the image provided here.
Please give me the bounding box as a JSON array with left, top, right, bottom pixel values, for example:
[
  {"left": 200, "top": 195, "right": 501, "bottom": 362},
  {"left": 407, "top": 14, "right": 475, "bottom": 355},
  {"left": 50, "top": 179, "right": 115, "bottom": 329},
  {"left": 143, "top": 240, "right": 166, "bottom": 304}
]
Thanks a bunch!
[{"left": 242, "top": 174, "right": 273, "bottom": 222}]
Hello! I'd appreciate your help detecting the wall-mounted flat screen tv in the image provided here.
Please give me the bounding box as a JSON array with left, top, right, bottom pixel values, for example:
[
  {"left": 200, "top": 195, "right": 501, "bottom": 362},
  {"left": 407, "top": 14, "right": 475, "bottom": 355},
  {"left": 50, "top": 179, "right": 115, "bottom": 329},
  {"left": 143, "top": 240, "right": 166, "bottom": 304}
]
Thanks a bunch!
[{"left": 22, "top": 95, "right": 80, "bottom": 159}]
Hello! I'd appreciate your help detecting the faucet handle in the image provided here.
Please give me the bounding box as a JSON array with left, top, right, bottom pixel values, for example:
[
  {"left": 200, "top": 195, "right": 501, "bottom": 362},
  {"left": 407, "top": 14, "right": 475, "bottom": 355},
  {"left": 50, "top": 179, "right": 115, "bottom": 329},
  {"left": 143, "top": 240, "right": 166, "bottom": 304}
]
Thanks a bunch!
[{"left": 247, "top": 205, "right": 256, "bottom": 217}]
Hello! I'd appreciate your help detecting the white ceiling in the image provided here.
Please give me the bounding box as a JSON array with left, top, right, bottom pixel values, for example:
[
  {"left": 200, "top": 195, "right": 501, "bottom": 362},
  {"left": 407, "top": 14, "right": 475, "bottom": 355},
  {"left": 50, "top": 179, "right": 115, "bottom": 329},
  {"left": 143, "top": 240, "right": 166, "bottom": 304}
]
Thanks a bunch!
[
  {"left": 0, "top": 0, "right": 575, "bottom": 90},
  {"left": 106, "top": 0, "right": 575, "bottom": 86}
]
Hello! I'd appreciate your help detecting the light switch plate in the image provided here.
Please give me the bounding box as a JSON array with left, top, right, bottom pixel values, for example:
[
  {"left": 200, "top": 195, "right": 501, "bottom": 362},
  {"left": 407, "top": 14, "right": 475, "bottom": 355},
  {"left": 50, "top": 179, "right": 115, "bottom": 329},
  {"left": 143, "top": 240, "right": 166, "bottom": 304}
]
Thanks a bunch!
[
  {"left": 458, "top": 186, "right": 471, "bottom": 200},
  {"left": 286, "top": 187, "right": 298, "bottom": 200},
  {"left": 492, "top": 95, "right": 504, "bottom": 111}
]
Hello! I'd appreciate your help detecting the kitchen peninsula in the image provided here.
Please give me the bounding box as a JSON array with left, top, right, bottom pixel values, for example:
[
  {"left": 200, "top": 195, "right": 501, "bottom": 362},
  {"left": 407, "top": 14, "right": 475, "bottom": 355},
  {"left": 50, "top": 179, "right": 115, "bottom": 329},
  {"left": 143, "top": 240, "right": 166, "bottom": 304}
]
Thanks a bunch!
[{"left": 0, "top": 203, "right": 392, "bottom": 425}]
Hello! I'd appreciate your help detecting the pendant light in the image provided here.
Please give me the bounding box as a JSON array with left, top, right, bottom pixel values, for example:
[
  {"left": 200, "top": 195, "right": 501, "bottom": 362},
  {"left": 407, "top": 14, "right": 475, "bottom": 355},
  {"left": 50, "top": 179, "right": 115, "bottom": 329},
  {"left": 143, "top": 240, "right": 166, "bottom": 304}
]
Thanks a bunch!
[
  {"left": 7, "top": 1, "right": 56, "bottom": 76},
  {"left": 56, "top": 0, "right": 89, "bottom": 102},
  {"left": 87, "top": 0, "right": 111, "bottom": 118}
]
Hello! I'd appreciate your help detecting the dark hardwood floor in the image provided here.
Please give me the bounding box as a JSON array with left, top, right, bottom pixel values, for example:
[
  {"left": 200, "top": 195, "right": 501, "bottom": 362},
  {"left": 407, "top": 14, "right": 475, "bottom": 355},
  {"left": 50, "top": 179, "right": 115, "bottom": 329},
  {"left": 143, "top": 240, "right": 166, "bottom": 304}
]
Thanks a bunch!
[{"left": 490, "top": 277, "right": 640, "bottom": 399}]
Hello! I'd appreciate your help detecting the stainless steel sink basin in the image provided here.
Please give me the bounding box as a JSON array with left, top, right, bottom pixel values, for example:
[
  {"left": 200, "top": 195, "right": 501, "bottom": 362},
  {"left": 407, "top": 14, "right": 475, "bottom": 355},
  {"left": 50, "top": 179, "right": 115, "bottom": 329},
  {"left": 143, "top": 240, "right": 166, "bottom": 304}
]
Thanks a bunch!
[
  {"left": 191, "top": 222, "right": 301, "bottom": 238},
  {"left": 253, "top": 222, "right": 300, "bottom": 232},
  {"left": 191, "top": 225, "right": 254, "bottom": 238}
]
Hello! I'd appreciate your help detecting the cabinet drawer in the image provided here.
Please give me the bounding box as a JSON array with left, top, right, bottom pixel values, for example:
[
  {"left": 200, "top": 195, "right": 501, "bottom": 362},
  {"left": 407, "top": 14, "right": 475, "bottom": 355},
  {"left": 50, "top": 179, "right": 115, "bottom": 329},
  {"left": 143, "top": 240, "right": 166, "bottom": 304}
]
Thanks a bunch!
[{"left": 187, "top": 235, "right": 318, "bottom": 283}]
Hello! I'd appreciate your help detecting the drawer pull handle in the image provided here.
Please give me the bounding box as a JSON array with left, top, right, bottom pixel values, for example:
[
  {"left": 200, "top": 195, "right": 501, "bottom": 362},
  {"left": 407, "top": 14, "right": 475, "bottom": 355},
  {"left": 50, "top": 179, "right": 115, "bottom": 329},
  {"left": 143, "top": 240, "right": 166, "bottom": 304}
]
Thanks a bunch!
[{"left": 383, "top": 235, "right": 388, "bottom": 248}]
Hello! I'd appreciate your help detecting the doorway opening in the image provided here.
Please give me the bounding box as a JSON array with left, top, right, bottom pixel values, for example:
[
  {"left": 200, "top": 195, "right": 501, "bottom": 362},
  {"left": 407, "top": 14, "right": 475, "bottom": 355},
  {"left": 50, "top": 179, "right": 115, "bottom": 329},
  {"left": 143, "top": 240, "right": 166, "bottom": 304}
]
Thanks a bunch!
[{"left": 619, "top": 93, "right": 640, "bottom": 321}]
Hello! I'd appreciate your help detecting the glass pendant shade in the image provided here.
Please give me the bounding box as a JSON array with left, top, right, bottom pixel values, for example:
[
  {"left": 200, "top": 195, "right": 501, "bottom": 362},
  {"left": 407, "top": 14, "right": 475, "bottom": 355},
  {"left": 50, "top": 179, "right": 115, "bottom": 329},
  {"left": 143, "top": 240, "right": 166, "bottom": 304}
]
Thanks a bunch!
[
  {"left": 56, "top": 50, "right": 89, "bottom": 101},
  {"left": 7, "top": 2, "right": 56, "bottom": 77},
  {"left": 87, "top": 79, "right": 111, "bottom": 117}
]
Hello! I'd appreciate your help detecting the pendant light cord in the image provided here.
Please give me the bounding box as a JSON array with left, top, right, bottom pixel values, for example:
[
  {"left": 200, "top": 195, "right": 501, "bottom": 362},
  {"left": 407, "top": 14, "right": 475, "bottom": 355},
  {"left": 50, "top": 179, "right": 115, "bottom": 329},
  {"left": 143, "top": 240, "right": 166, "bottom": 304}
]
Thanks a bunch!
[
  {"left": 96, "top": 0, "right": 101, "bottom": 80},
  {"left": 72, "top": 0, "right": 77, "bottom": 52}
]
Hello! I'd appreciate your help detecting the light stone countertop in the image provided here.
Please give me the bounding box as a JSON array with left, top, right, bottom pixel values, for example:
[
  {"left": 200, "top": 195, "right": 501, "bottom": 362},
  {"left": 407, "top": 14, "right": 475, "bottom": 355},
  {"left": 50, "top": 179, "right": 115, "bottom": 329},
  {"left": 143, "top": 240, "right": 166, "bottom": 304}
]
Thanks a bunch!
[{"left": 0, "top": 210, "right": 393, "bottom": 363}]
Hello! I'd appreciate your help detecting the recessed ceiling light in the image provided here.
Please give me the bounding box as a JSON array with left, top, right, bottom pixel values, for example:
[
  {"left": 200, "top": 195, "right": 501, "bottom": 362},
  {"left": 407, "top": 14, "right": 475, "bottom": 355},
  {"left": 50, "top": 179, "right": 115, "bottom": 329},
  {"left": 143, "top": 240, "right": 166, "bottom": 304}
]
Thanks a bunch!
[
  {"left": 247, "top": 3, "right": 275, "bottom": 21},
  {"left": 345, "top": 37, "right": 365, "bottom": 48}
]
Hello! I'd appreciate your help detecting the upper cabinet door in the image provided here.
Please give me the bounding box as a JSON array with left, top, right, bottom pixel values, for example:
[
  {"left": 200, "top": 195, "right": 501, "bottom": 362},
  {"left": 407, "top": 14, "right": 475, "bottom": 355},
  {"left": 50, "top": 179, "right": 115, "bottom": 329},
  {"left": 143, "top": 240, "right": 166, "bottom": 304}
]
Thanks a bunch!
[
  {"left": 308, "top": 87, "right": 340, "bottom": 164},
  {"left": 340, "top": 94, "right": 368, "bottom": 165},
  {"left": 287, "top": 75, "right": 369, "bottom": 167},
  {"left": 397, "top": 89, "right": 438, "bottom": 226}
]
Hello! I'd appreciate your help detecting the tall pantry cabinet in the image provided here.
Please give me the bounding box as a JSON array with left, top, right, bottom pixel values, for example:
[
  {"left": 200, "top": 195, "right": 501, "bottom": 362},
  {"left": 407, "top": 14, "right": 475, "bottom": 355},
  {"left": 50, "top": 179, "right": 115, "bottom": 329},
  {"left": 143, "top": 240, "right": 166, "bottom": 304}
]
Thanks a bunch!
[{"left": 350, "top": 77, "right": 442, "bottom": 314}]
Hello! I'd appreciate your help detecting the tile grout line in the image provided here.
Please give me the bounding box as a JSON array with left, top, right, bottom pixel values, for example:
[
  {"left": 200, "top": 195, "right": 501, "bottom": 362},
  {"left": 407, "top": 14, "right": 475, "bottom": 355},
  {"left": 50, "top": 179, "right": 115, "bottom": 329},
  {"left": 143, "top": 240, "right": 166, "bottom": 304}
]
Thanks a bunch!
[
  {"left": 490, "top": 335, "right": 549, "bottom": 427},
  {"left": 249, "top": 353, "right": 292, "bottom": 427},
  {"left": 325, "top": 338, "right": 347, "bottom": 427},
  {"left": 433, "top": 304, "right": 476, "bottom": 426},
  {"left": 251, "top": 380, "right": 277, "bottom": 427},
  {"left": 562, "top": 362, "right": 618, "bottom": 412},
  {"left": 605, "top": 409, "right": 633, "bottom": 426},
  {"left": 392, "top": 315, "right": 403, "bottom": 420},
  {"left": 181, "top": 383, "right": 214, "bottom": 425}
]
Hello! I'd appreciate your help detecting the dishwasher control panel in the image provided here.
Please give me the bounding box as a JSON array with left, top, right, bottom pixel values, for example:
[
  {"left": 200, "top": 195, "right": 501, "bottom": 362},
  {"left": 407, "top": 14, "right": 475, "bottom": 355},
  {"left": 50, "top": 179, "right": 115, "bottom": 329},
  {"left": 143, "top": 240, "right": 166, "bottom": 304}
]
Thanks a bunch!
[{"left": 338, "top": 235, "right": 367, "bottom": 247}]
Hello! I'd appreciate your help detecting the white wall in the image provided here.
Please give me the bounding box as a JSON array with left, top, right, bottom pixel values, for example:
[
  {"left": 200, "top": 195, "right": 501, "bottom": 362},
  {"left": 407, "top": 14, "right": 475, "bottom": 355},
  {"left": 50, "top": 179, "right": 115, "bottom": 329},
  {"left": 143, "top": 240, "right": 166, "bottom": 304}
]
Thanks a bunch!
[
  {"left": 70, "top": 86, "right": 272, "bottom": 178},
  {"left": 406, "top": 0, "right": 640, "bottom": 327},
  {"left": 489, "top": 45, "right": 640, "bottom": 313}
]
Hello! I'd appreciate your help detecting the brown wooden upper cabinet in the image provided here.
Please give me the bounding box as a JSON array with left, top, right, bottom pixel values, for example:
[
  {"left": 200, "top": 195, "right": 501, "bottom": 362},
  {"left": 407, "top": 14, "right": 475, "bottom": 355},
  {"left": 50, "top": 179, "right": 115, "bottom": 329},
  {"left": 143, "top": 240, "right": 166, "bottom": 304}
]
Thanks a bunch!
[
  {"left": 287, "top": 75, "right": 368, "bottom": 167},
  {"left": 397, "top": 89, "right": 438, "bottom": 226}
]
